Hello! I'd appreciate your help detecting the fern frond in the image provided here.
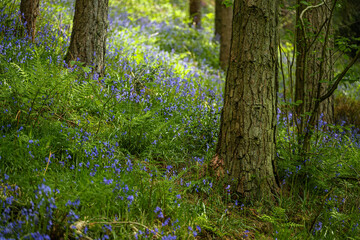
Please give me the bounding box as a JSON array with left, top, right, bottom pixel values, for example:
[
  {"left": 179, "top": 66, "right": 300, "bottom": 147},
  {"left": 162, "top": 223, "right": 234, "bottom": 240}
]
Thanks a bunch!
[{"left": 10, "top": 62, "right": 29, "bottom": 82}]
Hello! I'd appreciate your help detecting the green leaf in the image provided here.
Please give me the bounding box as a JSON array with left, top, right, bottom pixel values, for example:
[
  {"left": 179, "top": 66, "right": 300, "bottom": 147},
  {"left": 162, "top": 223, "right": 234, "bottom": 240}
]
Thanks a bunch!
[
  {"left": 222, "top": 0, "right": 233, "bottom": 7},
  {"left": 300, "top": 1, "right": 310, "bottom": 6},
  {"left": 82, "top": 66, "right": 91, "bottom": 73}
]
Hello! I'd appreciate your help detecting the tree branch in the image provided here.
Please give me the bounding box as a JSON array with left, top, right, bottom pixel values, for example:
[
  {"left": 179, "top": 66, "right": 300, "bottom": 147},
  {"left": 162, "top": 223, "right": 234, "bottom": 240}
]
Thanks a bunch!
[
  {"left": 320, "top": 48, "right": 360, "bottom": 102},
  {"left": 299, "top": 1, "right": 325, "bottom": 43}
]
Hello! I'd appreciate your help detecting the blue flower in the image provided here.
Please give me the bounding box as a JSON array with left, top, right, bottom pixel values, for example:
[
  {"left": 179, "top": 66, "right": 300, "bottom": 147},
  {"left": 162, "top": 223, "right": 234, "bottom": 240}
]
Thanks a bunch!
[
  {"left": 103, "top": 177, "right": 113, "bottom": 185},
  {"left": 162, "top": 217, "right": 171, "bottom": 226},
  {"left": 154, "top": 206, "right": 162, "bottom": 213},
  {"left": 38, "top": 183, "right": 51, "bottom": 196},
  {"left": 161, "top": 234, "right": 177, "bottom": 240},
  {"left": 314, "top": 222, "right": 322, "bottom": 232},
  {"left": 127, "top": 195, "right": 134, "bottom": 203}
]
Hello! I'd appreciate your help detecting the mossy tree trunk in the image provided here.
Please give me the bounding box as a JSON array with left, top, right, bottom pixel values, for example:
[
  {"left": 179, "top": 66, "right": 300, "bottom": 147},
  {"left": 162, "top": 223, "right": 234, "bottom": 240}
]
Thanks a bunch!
[
  {"left": 20, "top": 0, "right": 40, "bottom": 42},
  {"left": 216, "top": 0, "right": 279, "bottom": 200},
  {"left": 215, "top": 0, "right": 233, "bottom": 70},
  {"left": 189, "top": 0, "right": 201, "bottom": 29},
  {"left": 65, "top": 0, "right": 109, "bottom": 75}
]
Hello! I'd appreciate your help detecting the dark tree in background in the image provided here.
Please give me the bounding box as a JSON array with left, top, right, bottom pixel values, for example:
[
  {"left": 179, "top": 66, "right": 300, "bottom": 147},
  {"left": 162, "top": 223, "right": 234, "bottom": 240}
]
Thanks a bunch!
[
  {"left": 294, "top": 0, "right": 360, "bottom": 154},
  {"left": 335, "top": 0, "right": 360, "bottom": 57},
  {"left": 216, "top": 0, "right": 279, "bottom": 200},
  {"left": 189, "top": 0, "right": 201, "bottom": 28},
  {"left": 65, "top": 0, "right": 109, "bottom": 75},
  {"left": 215, "top": 0, "right": 233, "bottom": 70},
  {"left": 20, "top": 0, "right": 40, "bottom": 42},
  {"left": 295, "top": 0, "right": 334, "bottom": 134}
]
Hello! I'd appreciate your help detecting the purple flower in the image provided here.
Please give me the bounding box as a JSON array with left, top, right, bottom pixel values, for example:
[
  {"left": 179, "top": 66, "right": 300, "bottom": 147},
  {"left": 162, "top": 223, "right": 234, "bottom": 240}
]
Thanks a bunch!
[
  {"left": 68, "top": 209, "right": 79, "bottom": 221},
  {"left": 162, "top": 217, "right": 171, "bottom": 226},
  {"left": 103, "top": 224, "right": 112, "bottom": 232},
  {"left": 154, "top": 206, "right": 162, "bottom": 213},
  {"left": 158, "top": 211, "right": 164, "bottom": 218},
  {"left": 6, "top": 196, "right": 14, "bottom": 205},
  {"left": 161, "top": 234, "right": 177, "bottom": 240},
  {"left": 30, "top": 232, "right": 51, "bottom": 240},
  {"left": 38, "top": 183, "right": 51, "bottom": 196},
  {"left": 314, "top": 222, "right": 322, "bottom": 232},
  {"left": 127, "top": 195, "right": 134, "bottom": 203},
  {"left": 154, "top": 207, "right": 164, "bottom": 218},
  {"left": 103, "top": 177, "right": 113, "bottom": 185},
  {"left": 65, "top": 199, "right": 80, "bottom": 208}
]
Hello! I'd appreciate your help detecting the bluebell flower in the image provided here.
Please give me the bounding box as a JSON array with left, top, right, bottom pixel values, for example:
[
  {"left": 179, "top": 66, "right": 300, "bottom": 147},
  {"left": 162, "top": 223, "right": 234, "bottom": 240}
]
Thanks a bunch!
[
  {"left": 127, "top": 195, "right": 134, "bottom": 203},
  {"left": 103, "top": 177, "right": 113, "bottom": 185}
]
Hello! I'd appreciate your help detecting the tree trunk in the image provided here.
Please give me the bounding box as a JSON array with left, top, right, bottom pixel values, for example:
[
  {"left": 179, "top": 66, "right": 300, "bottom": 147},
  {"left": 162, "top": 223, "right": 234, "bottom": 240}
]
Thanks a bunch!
[
  {"left": 294, "top": 1, "right": 306, "bottom": 128},
  {"left": 189, "top": 0, "right": 201, "bottom": 29},
  {"left": 215, "top": 0, "right": 233, "bottom": 70},
  {"left": 20, "top": 0, "right": 40, "bottom": 42},
  {"left": 295, "top": 0, "right": 334, "bottom": 132},
  {"left": 65, "top": 0, "right": 109, "bottom": 75},
  {"left": 216, "top": 0, "right": 279, "bottom": 200}
]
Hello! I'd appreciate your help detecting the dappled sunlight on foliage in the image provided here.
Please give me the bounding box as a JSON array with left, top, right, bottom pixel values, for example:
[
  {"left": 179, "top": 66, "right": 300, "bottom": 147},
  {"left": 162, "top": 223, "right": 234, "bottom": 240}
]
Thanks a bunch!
[{"left": 0, "top": 0, "right": 360, "bottom": 239}]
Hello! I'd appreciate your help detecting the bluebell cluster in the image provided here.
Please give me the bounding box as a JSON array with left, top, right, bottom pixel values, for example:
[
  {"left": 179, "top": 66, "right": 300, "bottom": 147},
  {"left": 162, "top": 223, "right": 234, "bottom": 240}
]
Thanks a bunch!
[
  {"left": 0, "top": 1, "right": 224, "bottom": 238},
  {"left": 1, "top": 0, "right": 360, "bottom": 239}
]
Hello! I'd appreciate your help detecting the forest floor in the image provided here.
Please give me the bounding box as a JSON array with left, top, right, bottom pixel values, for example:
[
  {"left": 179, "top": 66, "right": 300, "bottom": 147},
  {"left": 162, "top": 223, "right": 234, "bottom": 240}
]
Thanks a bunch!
[{"left": 1, "top": 0, "right": 360, "bottom": 239}]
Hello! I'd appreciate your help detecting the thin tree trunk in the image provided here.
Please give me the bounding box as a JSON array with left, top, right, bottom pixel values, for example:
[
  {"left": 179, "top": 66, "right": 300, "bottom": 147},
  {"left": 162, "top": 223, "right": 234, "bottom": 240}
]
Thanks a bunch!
[
  {"left": 216, "top": 0, "right": 279, "bottom": 201},
  {"left": 306, "top": 0, "right": 334, "bottom": 125},
  {"left": 294, "top": 1, "right": 306, "bottom": 130},
  {"left": 295, "top": 0, "right": 334, "bottom": 134},
  {"left": 189, "top": 0, "right": 201, "bottom": 29},
  {"left": 20, "top": 0, "right": 40, "bottom": 42},
  {"left": 65, "top": 0, "right": 109, "bottom": 75},
  {"left": 215, "top": 0, "right": 233, "bottom": 70}
]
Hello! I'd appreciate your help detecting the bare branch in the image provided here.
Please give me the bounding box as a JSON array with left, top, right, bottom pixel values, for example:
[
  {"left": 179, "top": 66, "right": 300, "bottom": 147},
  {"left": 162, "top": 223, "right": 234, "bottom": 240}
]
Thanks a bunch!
[
  {"left": 299, "top": 1, "right": 325, "bottom": 42},
  {"left": 320, "top": 48, "right": 360, "bottom": 102}
]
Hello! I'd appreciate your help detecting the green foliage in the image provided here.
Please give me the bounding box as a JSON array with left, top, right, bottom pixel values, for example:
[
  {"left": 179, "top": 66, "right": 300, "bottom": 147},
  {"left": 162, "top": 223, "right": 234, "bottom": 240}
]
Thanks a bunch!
[
  {"left": 222, "top": 0, "right": 233, "bottom": 8},
  {"left": 276, "top": 111, "right": 360, "bottom": 239},
  {"left": 1, "top": 0, "right": 360, "bottom": 239}
]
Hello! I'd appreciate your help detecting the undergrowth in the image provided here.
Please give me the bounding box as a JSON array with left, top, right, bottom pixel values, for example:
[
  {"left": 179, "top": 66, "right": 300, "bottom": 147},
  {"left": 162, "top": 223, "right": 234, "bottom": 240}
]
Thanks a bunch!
[{"left": 0, "top": 0, "right": 360, "bottom": 239}]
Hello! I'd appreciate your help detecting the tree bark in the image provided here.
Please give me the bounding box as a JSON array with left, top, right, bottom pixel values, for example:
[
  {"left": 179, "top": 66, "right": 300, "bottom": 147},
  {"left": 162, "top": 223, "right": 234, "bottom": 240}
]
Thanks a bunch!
[
  {"left": 215, "top": 0, "right": 233, "bottom": 70},
  {"left": 65, "top": 0, "right": 109, "bottom": 75},
  {"left": 216, "top": 0, "right": 279, "bottom": 200},
  {"left": 20, "top": 0, "right": 40, "bottom": 42},
  {"left": 294, "top": 1, "right": 306, "bottom": 126},
  {"left": 189, "top": 0, "right": 201, "bottom": 29},
  {"left": 295, "top": 0, "right": 334, "bottom": 132}
]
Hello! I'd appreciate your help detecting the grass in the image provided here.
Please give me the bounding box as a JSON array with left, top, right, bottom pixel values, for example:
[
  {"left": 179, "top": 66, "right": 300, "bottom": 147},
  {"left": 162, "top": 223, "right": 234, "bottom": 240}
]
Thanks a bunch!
[{"left": 1, "top": 0, "right": 360, "bottom": 239}]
